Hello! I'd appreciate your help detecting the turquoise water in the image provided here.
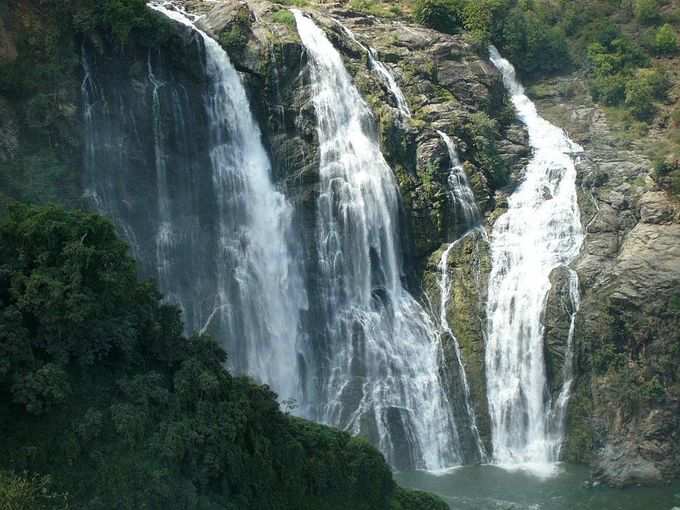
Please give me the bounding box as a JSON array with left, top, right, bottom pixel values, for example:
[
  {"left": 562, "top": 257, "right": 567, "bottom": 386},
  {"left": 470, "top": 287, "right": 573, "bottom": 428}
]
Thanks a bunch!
[{"left": 396, "top": 464, "right": 680, "bottom": 510}]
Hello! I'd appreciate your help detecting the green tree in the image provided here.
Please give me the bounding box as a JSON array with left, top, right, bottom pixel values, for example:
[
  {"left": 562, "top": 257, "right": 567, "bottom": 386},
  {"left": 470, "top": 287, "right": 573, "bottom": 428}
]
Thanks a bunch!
[
  {"left": 655, "top": 24, "right": 678, "bottom": 55},
  {"left": 0, "top": 204, "right": 444, "bottom": 510},
  {"left": 462, "top": 0, "right": 510, "bottom": 44},
  {"left": 501, "top": 8, "right": 570, "bottom": 77},
  {"left": 634, "top": 0, "right": 659, "bottom": 25},
  {"left": 414, "top": 0, "right": 466, "bottom": 34},
  {"left": 625, "top": 70, "right": 657, "bottom": 120}
]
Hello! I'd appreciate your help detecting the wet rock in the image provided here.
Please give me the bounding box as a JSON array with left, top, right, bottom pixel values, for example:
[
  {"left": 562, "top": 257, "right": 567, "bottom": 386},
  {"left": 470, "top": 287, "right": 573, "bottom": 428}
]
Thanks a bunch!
[
  {"left": 543, "top": 267, "right": 577, "bottom": 397},
  {"left": 0, "top": 16, "right": 16, "bottom": 62},
  {"left": 422, "top": 231, "right": 492, "bottom": 459}
]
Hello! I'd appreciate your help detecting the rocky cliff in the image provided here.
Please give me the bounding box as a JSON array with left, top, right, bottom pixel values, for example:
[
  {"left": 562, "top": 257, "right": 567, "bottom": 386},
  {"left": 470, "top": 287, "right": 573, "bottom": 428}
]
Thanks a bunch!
[
  {"left": 1, "top": 0, "right": 678, "bottom": 487},
  {"left": 194, "top": 0, "right": 529, "bottom": 457},
  {"left": 533, "top": 78, "right": 680, "bottom": 486}
]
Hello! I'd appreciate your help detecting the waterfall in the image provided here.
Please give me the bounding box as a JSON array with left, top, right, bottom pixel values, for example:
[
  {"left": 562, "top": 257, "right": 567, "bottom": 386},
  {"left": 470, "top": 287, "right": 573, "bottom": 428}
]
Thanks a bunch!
[
  {"left": 437, "top": 130, "right": 481, "bottom": 231},
  {"left": 438, "top": 237, "right": 487, "bottom": 462},
  {"left": 83, "top": 1, "right": 308, "bottom": 405},
  {"left": 147, "top": 55, "right": 174, "bottom": 295},
  {"left": 485, "top": 46, "right": 583, "bottom": 474},
  {"left": 436, "top": 131, "right": 486, "bottom": 461},
  {"left": 150, "top": 3, "right": 309, "bottom": 405},
  {"left": 335, "top": 21, "right": 411, "bottom": 118},
  {"left": 294, "top": 10, "right": 460, "bottom": 470}
]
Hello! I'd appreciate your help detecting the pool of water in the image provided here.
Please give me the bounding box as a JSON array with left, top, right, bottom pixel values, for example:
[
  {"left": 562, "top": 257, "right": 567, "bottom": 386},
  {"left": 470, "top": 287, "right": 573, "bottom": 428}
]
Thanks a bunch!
[{"left": 396, "top": 464, "right": 680, "bottom": 510}]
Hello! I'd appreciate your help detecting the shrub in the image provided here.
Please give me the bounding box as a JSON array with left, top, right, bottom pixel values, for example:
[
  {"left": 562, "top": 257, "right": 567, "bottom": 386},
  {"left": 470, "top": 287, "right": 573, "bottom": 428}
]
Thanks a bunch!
[
  {"left": 98, "top": 0, "right": 163, "bottom": 43},
  {"left": 414, "top": 0, "right": 466, "bottom": 35},
  {"left": 0, "top": 471, "right": 70, "bottom": 510},
  {"left": 586, "top": 35, "right": 650, "bottom": 108},
  {"left": 219, "top": 7, "right": 251, "bottom": 51},
  {"left": 465, "top": 112, "right": 507, "bottom": 187},
  {"left": 625, "top": 74, "right": 656, "bottom": 120},
  {"left": 634, "top": 0, "right": 660, "bottom": 25},
  {"left": 672, "top": 170, "right": 680, "bottom": 196},
  {"left": 462, "top": 0, "right": 510, "bottom": 43},
  {"left": 501, "top": 8, "right": 570, "bottom": 77},
  {"left": 624, "top": 68, "right": 669, "bottom": 120},
  {"left": 590, "top": 72, "right": 627, "bottom": 105},
  {"left": 272, "top": 9, "right": 296, "bottom": 26},
  {"left": 655, "top": 24, "right": 679, "bottom": 55},
  {"left": 671, "top": 106, "right": 680, "bottom": 127},
  {"left": 654, "top": 159, "right": 674, "bottom": 176},
  {"left": 593, "top": 343, "right": 625, "bottom": 375}
]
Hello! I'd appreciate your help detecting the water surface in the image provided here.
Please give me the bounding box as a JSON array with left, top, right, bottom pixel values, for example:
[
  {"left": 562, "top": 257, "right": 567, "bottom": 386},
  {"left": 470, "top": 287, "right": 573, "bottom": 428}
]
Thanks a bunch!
[{"left": 396, "top": 464, "right": 680, "bottom": 509}]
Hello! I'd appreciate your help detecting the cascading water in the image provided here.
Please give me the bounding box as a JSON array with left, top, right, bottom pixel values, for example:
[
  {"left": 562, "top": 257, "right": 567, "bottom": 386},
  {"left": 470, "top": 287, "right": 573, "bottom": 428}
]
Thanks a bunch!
[
  {"left": 436, "top": 131, "right": 486, "bottom": 461},
  {"left": 336, "top": 21, "right": 411, "bottom": 118},
  {"left": 437, "top": 131, "right": 481, "bottom": 231},
  {"left": 83, "top": 2, "right": 308, "bottom": 404},
  {"left": 147, "top": 55, "right": 174, "bottom": 295},
  {"left": 294, "top": 10, "right": 460, "bottom": 470},
  {"left": 485, "top": 46, "right": 584, "bottom": 474}
]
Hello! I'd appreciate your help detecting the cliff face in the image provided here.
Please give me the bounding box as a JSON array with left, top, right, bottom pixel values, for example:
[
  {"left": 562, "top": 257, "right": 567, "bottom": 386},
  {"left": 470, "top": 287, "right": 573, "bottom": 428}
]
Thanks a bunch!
[
  {"left": 0, "top": 0, "right": 82, "bottom": 208},
  {"left": 199, "top": 1, "right": 680, "bottom": 484},
  {"left": 1, "top": 0, "right": 678, "bottom": 487},
  {"left": 533, "top": 79, "right": 680, "bottom": 486},
  {"left": 197, "top": 0, "right": 528, "bottom": 456}
]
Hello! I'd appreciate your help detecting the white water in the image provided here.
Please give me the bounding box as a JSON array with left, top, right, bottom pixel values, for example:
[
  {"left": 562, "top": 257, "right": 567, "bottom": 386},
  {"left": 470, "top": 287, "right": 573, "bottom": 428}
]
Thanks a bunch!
[
  {"left": 485, "top": 46, "right": 584, "bottom": 475},
  {"left": 437, "top": 130, "right": 481, "bottom": 229},
  {"left": 438, "top": 236, "right": 487, "bottom": 462},
  {"left": 436, "top": 131, "right": 486, "bottom": 461},
  {"left": 146, "top": 3, "right": 308, "bottom": 404},
  {"left": 147, "top": 55, "right": 174, "bottom": 297},
  {"left": 336, "top": 21, "right": 411, "bottom": 117},
  {"left": 294, "top": 10, "right": 460, "bottom": 470}
]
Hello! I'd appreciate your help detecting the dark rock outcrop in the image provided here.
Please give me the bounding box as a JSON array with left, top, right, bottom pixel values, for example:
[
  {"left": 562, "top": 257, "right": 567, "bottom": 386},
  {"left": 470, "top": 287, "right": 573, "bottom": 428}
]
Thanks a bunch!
[{"left": 533, "top": 77, "right": 680, "bottom": 485}]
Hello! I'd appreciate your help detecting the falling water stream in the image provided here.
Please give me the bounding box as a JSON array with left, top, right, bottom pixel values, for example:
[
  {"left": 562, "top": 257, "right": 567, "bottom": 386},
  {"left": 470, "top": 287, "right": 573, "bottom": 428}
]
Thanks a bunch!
[
  {"left": 294, "top": 10, "right": 460, "bottom": 470},
  {"left": 84, "top": 2, "right": 308, "bottom": 404},
  {"left": 336, "top": 21, "right": 412, "bottom": 118},
  {"left": 84, "top": 0, "right": 586, "bottom": 475},
  {"left": 151, "top": 3, "right": 309, "bottom": 405},
  {"left": 485, "top": 46, "right": 584, "bottom": 475},
  {"left": 436, "top": 131, "right": 486, "bottom": 462}
]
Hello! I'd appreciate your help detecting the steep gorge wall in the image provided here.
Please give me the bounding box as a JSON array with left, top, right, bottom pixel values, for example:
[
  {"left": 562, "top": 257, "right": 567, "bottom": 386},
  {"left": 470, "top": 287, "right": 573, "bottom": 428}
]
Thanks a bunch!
[
  {"left": 197, "top": 1, "right": 680, "bottom": 483},
  {"left": 198, "top": 0, "right": 529, "bottom": 454},
  {"left": 2, "top": 0, "right": 679, "bottom": 486},
  {"left": 534, "top": 79, "right": 680, "bottom": 485}
]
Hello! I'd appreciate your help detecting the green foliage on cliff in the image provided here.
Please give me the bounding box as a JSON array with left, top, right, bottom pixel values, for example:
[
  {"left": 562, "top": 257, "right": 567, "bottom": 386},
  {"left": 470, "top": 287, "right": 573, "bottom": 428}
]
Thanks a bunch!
[
  {"left": 591, "top": 301, "right": 680, "bottom": 420},
  {"left": 414, "top": 0, "right": 466, "bottom": 34},
  {"left": 0, "top": 204, "right": 446, "bottom": 510},
  {"left": 655, "top": 23, "right": 679, "bottom": 54},
  {"left": 0, "top": 0, "right": 174, "bottom": 212},
  {"left": 414, "top": 0, "right": 570, "bottom": 78},
  {"left": 464, "top": 112, "right": 508, "bottom": 188}
]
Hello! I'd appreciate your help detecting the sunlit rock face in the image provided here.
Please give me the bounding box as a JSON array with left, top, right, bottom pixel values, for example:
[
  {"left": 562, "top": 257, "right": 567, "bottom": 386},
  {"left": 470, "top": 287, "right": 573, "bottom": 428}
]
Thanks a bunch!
[
  {"left": 78, "top": 0, "right": 533, "bottom": 472},
  {"left": 10, "top": 0, "right": 675, "bottom": 485}
]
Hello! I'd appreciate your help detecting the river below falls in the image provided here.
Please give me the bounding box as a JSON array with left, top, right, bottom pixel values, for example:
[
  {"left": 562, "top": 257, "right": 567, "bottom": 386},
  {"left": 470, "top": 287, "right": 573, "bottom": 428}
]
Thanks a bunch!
[{"left": 396, "top": 464, "right": 680, "bottom": 509}]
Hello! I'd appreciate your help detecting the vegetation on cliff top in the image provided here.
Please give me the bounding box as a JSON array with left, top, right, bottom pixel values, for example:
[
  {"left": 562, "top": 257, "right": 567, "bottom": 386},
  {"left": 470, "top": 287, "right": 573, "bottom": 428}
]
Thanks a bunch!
[{"left": 0, "top": 204, "right": 447, "bottom": 510}]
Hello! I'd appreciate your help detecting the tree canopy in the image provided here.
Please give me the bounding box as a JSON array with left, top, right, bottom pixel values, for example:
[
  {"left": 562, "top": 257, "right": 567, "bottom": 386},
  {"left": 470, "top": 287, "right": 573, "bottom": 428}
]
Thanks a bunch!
[{"left": 0, "top": 204, "right": 446, "bottom": 510}]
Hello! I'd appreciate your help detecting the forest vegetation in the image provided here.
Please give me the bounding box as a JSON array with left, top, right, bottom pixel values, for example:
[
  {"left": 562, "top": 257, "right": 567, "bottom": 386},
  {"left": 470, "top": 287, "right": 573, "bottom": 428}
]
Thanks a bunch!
[{"left": 0, "top": 204, "right": 447, "bottom": 510}]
